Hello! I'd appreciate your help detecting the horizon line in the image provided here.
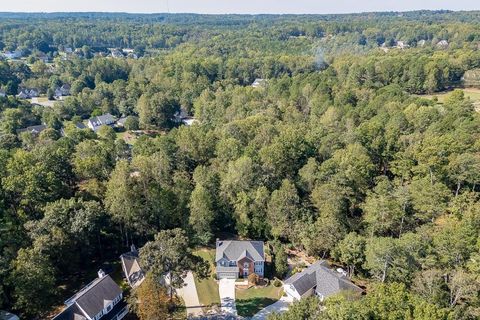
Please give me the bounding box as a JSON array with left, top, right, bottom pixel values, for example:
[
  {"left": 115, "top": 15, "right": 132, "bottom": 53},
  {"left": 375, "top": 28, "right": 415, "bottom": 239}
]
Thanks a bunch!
[{"left": 0, "top": 9, "right": 475, "bottom": 16}]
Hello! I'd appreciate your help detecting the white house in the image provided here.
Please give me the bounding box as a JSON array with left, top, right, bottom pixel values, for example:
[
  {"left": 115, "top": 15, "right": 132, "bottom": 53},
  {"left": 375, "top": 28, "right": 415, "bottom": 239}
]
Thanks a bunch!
[
  {"left": 87, "top": 113, "right": 116, "bottom": 132},
  {"left": 53, "top": 270, "right": 128, "bottom": 320},
  {"left": 284, "top": 261, "right": 362, "bottom": 301}
]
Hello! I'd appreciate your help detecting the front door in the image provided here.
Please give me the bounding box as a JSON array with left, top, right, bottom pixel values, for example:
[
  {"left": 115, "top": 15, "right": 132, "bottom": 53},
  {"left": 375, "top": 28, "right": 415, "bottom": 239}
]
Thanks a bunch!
[{"left": 243, "top": 263, "right": 249, "bottom": 277}]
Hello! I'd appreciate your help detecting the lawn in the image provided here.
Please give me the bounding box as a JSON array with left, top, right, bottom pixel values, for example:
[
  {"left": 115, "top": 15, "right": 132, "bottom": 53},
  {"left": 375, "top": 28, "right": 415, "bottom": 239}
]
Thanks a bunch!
[
  {"left": 235, "top": 283, "right": 284, "bottom": 317},
  {"left": 193, "top": 248, "right": 221, "bottom": 310},
  {"left": 418, "top": 88, "right": 480, "bottom": 104}
]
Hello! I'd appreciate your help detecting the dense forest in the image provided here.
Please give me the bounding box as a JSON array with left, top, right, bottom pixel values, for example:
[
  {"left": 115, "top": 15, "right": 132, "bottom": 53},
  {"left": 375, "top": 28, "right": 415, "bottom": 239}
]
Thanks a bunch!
[{"left": 0, "top": 10, "right": 480, "bottom": 320}]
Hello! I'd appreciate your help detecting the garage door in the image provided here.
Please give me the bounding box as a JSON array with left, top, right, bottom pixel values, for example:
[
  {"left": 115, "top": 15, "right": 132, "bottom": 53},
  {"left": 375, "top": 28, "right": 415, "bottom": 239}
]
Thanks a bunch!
[{"left": 217, "top": 272, "right": 237, "bottom": 279}]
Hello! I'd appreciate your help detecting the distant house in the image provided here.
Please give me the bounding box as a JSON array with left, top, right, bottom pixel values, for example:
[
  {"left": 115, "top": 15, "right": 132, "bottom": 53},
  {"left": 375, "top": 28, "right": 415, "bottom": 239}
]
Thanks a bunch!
[
  {"left": 396, "top": 41, "right": 409, "bottom": 49},
  {"left": 417, "top": 39, "right": 427, "bottom": 47},
  {"left": 215, "top": 239, "right": 265, "bottom": 279},
  {"left": 436, "top": 40, "right": 449, "bottom": 49},
  {"left": 0, "top": 311, "right": 19, "bottom": 320},
  {"left": 16, "top": 124, "right": 47, "bottom": 135},
  {"left": 174, "top": 108, "right": 199, "bottom": 126},
  {"left": 0, "top": 89, "right": 6, "bottom": 97},
  {"left": 60, "top": 122, "right": 86, "bottom": 136},
  {"left": 16, "top": 88, "right": 39, "bottom": 99},
  {"left": 3, "top": 50, "right": 23, "bottom": 60},
  {"left": 120, "top": 245, "right": 145, "bottom": 288},
  {"left": 53, "top": 270, "right": 128, "bottom": 320},
  {"left": 111, "top": 49, "right": 124, "bottom": 58},
  {"left": 283, "top": 261, "right": 362, "bottom": 301},
  {"left": 116, "top": 117, "right": 128, "bottom": 127},
  {"left": 37, "top": 53, "right": 49, "bottom": 63},
  {"left": 87, "top": 113, "right": 116, "bottom": 132},
  {"left": 55, "top": 84, "right": 71, "bottom": 99},
  {"left": 251, "top": 78, "right": 267, "bottom": 88}
]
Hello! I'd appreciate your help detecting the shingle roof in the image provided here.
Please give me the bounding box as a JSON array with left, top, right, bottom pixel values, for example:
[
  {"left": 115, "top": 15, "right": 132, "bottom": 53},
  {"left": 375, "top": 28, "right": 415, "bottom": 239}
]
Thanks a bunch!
[
  {"left": 16, "top": 124, "right": 47, "bottom": 135},
  {"left": 88, "top": 113, "right": 115, "bottom": 129},
  {"left": 74, "top": 276, "right": 122, "bottom": 318},
  {"left": 215, "top": 240, "right": 264, "bottom": 262},
  {"left": 285, "top": 261, "right": 362, "bottom": 298},
  {"left": 120, "top": 249, "right": 145, "bottom": 288}
]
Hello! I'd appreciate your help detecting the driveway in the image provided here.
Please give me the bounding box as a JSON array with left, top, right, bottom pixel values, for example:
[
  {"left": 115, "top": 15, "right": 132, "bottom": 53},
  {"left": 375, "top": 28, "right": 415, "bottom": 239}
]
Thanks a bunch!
[
  {"left": 250, "top": 295, "right": 293, "bottom": 320},
  {"left": 176, "top": 271, "right": 204, "bottom": 318},
  {"left": 218, "top": 279, "right": 237, "bottom": 316}
]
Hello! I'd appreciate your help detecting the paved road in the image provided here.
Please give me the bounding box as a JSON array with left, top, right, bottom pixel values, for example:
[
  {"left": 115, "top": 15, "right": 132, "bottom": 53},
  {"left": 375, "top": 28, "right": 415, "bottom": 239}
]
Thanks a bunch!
[
  {"left": 219, "top": 279, "right": 237, "bottom": 316},
  {"left": 177, "top": 271, "right": 204, "bottom": 318},
  {"left": 250, "top": 295, "right": 293, "bottom": 320}
]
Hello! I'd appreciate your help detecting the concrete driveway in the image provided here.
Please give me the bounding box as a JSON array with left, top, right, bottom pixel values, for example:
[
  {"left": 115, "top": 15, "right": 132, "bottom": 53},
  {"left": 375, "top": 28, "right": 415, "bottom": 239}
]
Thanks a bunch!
[
  {"left": 218, "top": 279, "right": 237, "bottom": 316},
  {"left": 250, "top": 295, "right": 293, "bottom": 320},
  {"left": 176, "top": 271, "right": 204, "bottom": 318}
]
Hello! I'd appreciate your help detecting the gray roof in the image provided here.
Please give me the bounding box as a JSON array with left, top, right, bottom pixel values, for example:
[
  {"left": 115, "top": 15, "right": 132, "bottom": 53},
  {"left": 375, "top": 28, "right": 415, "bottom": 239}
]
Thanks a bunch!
[
  {"left": 120, "top": 247, "right": 145, "bottom": 288},
  {"left": 215, "top": 240, "right": 264, "bottom": 262},
  {"left": 88, "top": 113, "right": 115, "bottom": 129},
  {"left": 57, "top": 275, "right": 122, "bottom": 319},
  {"left": 0, "top": 311, "right": 19, "bottom": 320},
  {"left": 16, "top": 124, "right": 47, "bottom": 135},
  {"left": 74, "top": 275, "right": 122, "bottom": 317},
  {"left": 285, "top": 261, "right": 362, "bottom": 298}
]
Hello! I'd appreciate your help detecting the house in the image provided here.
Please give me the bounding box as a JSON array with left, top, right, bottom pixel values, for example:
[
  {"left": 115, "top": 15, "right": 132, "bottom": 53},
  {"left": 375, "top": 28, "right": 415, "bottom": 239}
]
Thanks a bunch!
[
  {"left": 111, "top": 49, "right": 124, "bottom": 58},
  {"left": 116, "top": 117, "right": 128, "bottom": 127},
  {"left": 396, "top": 41, "right": 409, "bottom": 49},
  {"left": 436, "top": 40, "right": 449, "bottom": 49},
  {"left": 283, "top": 261, "right": 362, "bottom": 301},
  {"left": 417, "top": 39, "right": 427, "bottom": 47},
  {"left": 251, "top": 78, "right": 267, "bottom": 88},
  {"left": 16, "top": 88, "right": 39, "bottom": 99},
  {"left": 0, "top": 89, "right": 6, "bottom": 97},
  {"left": 0, "top": 311, "right": 19, "bottom": 320},
  {"left": 55, "top": 84, "right": 71, "bottom": 99},
  {"left": 215, "top": 239, "right": 265, "bottom": 279},
  {"left": 3, "top": 50, "right": 23, "bottom": 60},
  {"left": 87, "top": 113, "right": 116, "bottom": 132},
  {"left": 53, "top": 270, "right": 128, "bottom": 320},
  {"left": 16, "top": 124, "right": 47, "bottom": 135},
  {"left": 60, "top": 122, "right": 86, "bottom": 136},
  {"left": 120, "top": 245, "right": 145, "bottom": 288}
]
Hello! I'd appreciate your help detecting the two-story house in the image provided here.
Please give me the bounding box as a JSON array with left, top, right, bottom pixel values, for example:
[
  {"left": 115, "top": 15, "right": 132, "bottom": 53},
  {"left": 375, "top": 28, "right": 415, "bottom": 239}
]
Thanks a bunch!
[
  {"left": 215, "top": 239, "right": 265, "bottom": 279},
  {"left": 53, "top": 270, "right": 128, "bottom": 320}
]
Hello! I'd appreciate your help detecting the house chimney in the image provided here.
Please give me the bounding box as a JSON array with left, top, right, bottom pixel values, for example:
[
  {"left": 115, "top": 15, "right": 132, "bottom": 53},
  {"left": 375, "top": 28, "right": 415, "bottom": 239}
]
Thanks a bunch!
[
  {"left": 216, "top": 238, "right": 221, "bottom": 247},
  {"left": 98, "top": 269, "right": 106, "bottom": 279},
  {"left": 131, "top": 244, "right": 138, "bottom": 255}
]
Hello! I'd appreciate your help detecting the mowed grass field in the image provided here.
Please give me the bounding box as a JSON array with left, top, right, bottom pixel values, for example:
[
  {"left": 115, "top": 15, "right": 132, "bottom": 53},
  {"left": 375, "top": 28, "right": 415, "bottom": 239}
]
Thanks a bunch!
[
  {"left": 192, "top": 248, "right": 221, "bottom": 310},
  {"left": 235, "top": 283, "right": 284, "bottom": 317},
  {"left": 419, "top": 88, "right": 480, "bottom": 104}
]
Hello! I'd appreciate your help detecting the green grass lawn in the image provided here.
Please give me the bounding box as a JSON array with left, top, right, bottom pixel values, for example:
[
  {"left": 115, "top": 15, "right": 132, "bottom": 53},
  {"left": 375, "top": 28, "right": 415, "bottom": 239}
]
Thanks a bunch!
[
  {"left": 193, "top": 248, "right": 221, "bottom": 309},
  {"left": 235, "top": 284, "right": 284, "bottom": 317},
  {"left": 418, "top": 88, "right": 480, "bottom": 104}
]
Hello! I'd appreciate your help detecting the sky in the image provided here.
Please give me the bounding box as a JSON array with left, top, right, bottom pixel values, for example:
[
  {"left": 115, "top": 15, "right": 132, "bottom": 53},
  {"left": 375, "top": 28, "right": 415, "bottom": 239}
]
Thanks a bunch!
[{"left": 1, "top": 0, "right": 479, "bottom": 14}]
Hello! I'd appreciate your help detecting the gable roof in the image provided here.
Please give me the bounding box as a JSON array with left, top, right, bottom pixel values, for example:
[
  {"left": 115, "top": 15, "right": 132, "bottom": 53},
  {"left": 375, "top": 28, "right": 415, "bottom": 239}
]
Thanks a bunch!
[
  {"left": 55, "top": 275, "right": 122, "bottom": 320},
  {"left": 285, "top": 260, "right": 362, "bottom": 298},
  {"left": 120, "top": 246, "right": 145, "bottom": 288},
  {"left": 16, "top": 124, "right": 47, "bottom": 135},
  {"left": 88, "top": 113, "right": 115, "bottom": 130},
  {"left": 215, "top": 240, "right": 264, "bottom": 262}
]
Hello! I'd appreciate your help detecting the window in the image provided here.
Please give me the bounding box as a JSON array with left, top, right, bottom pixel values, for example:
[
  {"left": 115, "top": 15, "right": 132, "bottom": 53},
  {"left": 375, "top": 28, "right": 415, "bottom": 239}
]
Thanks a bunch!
[{"left": 106, "top": 304, "right": 112, "bottom": 313}]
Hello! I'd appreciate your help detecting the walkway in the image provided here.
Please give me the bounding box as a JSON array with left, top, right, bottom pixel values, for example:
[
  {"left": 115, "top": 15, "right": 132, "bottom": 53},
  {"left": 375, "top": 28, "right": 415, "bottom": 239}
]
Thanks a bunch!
[
  {"left": 218, "top": 279, "right": 237, "bottom": 316},
  {"left": 176, "top": 271, "right": 204, "bottom": 318},
  {"left": 250, "top": 295, "right": 293, "bottom": 320}
]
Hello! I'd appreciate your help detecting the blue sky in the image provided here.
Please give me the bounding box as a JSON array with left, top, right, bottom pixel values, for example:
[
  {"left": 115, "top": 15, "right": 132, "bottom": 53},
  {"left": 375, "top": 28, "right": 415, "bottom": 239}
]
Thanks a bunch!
[{"left": 1, "top": 0, "right": 479, "bottom": 14}]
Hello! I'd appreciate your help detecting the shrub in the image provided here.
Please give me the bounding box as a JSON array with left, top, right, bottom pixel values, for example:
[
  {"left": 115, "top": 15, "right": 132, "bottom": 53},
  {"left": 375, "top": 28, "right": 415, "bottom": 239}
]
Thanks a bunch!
[
  {"left": 248, "top": 273, "right": 260, "bottom": 285},
  {"left": 273, "top": 279, "right": 282, "bottom": 287}
]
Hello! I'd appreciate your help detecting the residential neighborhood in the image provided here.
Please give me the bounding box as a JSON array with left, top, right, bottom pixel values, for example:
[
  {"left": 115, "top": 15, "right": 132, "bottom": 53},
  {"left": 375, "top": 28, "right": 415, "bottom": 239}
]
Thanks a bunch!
[{"left": 1, "top": 6, "right": 480, "bottom": 320}]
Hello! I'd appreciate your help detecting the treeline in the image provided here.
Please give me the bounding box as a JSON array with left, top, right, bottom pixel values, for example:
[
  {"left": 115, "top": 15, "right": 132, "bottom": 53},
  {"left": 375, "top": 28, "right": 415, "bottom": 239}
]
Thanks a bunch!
[{"left": 0, "top": 11, "right": 479, "bottom": 320}]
